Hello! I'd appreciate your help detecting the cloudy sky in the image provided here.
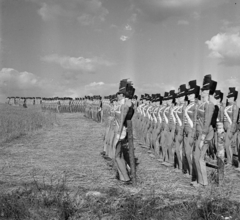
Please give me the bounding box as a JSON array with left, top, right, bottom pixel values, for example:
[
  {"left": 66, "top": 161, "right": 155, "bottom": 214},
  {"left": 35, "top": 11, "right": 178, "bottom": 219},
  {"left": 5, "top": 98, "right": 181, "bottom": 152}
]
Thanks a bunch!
[{"left": 0, "top": 0, "right": 240, "bottom": 102}]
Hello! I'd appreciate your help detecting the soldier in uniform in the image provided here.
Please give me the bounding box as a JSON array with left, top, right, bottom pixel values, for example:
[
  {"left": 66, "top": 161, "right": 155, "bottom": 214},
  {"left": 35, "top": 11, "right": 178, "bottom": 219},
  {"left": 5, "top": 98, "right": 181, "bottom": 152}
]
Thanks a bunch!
[
  {"left": 164, "top": 90, "right": 177, "bottom": 166},
  {"left": 113, "top": 79, "right": 135, "bottom": 183},
  {"left": 157, "top": 92, "right": 169, "bottom": 161},
  {"left": 224, "top": 87, "right": 239, "bottom": 166},
  {"left": 183, "top": 80, "right": 199, "bottom": 177},
  {"left": 173, "top": 84, "right": 187, "bottom": 171},
  {"left": 214, "top": 90, "right": 225, "bottom": 182},
  {"left": 192, "top": 75, "right": 217, "bottom": 187}
]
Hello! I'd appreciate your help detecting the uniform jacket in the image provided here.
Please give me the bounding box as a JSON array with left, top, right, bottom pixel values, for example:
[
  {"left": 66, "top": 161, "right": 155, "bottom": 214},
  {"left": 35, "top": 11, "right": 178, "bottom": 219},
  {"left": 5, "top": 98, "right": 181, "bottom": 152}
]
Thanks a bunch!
[
  {"left": 224, "top": 102, "right": 239, "bottom": 132},
  {"left": 197, "top": 101, "right": 215, "bottom": 135},
  {"left": 184, "top": 101, "right": 198, "bottom": 132}
]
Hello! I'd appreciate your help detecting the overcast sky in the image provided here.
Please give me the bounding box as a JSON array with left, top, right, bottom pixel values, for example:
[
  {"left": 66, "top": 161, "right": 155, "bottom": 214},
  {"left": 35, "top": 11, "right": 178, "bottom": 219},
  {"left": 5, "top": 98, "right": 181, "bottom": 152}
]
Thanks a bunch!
[{"left": 0, "top": 0, "right": 240, "bottom": 102}]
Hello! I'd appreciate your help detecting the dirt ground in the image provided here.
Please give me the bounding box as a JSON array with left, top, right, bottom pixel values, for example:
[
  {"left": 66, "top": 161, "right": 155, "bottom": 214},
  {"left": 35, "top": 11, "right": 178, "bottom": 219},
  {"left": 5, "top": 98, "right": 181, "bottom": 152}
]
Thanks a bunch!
[{"left": 0, "top": 113, "right": 240, "bottom": 203}]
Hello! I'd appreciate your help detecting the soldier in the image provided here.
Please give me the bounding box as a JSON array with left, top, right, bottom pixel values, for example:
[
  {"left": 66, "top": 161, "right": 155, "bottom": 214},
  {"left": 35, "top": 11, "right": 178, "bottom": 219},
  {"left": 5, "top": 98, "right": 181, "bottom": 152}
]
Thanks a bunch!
[
  {"left": 173, "top": 84, "right": 187, "bottom": 171},
  {"left": 113, "top": 79, "right": 135, "bottom": 183},
  {"left": 151, "top": 94, "right": 161, "bottom": 154},
  {"left": 224, "top": 87, "right": 239, "bottom": 167},
  {"left": 192, "top": 75, "right": 217, "bottom": 187},
  {"left": 183, "top": 80, "right": 199, "bottom": 177},
  {"left": 158, "top": 92, "right": 169, "bottom": 162},
  {"left": 23, "top": 98, "right": 27, "bottom": 108},
  {"left": 164, "top": 90, "right": 177, "bottom": 166},
  {"left": 214, "top": 90, "right": 225, "bottom": 182}
]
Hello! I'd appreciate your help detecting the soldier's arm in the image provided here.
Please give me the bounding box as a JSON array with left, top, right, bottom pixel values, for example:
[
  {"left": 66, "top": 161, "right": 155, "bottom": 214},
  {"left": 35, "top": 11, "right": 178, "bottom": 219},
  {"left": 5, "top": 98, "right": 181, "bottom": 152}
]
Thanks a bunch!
[
  {"left": 231, "top": 104, "right": 239, "bottom": 132},
  {"left": 192, "top": 104, "right": 198, "bottom": 138},
  {"left": 202, "top": 103, "right": 215, "bottom": 137},
  {"left": 118, "top": 104, "right": 129, "bottom": 135}
]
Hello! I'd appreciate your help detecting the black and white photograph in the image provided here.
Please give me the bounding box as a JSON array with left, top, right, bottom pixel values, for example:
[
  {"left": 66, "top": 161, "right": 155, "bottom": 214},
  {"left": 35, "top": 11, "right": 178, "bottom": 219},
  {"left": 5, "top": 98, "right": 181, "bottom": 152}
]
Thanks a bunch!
[{"left": 0, "top": 0, "right": 240, "bottom": 219}]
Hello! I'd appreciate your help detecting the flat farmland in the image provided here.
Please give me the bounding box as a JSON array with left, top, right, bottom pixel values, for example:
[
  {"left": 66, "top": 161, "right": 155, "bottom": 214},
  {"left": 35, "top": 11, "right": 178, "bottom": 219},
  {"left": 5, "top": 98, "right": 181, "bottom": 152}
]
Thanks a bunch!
[{"left": 0, "top": 104, "right": 239, "bottom": 220}]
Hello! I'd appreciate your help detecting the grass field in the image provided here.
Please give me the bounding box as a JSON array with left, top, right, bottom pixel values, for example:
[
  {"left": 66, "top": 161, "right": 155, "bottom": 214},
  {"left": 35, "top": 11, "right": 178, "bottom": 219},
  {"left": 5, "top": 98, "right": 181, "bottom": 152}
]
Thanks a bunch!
[
  {"left": 0, "top": 105, "right": 239, "bottom": 220},
  {"left": 0, "top": 103, "right": 58, "bottom": 144}
]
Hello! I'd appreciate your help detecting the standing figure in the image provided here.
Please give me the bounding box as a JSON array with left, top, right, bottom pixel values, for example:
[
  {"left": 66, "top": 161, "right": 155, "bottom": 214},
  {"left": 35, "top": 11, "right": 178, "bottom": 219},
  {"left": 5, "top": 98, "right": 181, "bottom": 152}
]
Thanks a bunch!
[
  {"left": 158, "top": 92, "right": 169, "bottom": 162},
  {"left": 174, "top": 84, "right": 187, "bottom": 171},
  {"left": 192, "top": 75, "right": 217, "bottom": 187},
  {"left": 113, "top": 79, "right": 135, "bottom": 183},
  {"left": 165, "top": 90, "right": 177, "bottom": 166},
  {"left": 224, "top": 87, "right": 239, "bottom": 166},
  {"left": 183, "top": 80, "right": 199, "bottom": 177},
  {"left": 214, "top": 90, "right": 225, "bottom": 183}
]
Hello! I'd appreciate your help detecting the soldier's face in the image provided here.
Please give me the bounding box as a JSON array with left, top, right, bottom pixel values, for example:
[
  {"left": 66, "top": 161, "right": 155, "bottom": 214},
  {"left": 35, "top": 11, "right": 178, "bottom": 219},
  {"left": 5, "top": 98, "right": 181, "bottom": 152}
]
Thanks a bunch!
[
  {"left": 178, "top": 96, "right": 185, "bottom": 103},
  {"left": 117, "top": 93, "right": 124, "bottom": 101},
  {"left": 201, "top": 90, "right": 209, "bottom": 101},
  {"left": 188, "top": 93, "right": 195, "bottom": 101},
  {"left": 228, "top": 97, "right": 234, "bottom": 103}
]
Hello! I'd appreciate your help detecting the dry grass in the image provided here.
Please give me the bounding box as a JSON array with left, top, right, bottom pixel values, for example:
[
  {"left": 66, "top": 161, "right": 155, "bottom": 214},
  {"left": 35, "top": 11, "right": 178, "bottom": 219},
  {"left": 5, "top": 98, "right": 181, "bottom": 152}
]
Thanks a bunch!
[
  {"left": 0, "top": 176, "right": 239, "bottom": 220},
  {"left": 0, "top": 109, "right": 239, "bottom": 219},
  {"left": 0, "top": 104, "right": 58, "bottom": 144}
]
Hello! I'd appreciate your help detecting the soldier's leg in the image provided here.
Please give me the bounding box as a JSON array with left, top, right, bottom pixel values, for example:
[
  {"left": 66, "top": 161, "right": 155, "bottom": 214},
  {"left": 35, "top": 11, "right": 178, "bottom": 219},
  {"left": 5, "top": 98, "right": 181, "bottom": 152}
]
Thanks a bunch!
[
  {"left": 115, "top": 140, "right": 130, "bottom": 182},
  {"left": 185, "top": 132, "right": 193, "bottom": 175},
  {"left": 175, "top": 132, "right": 183, "bottom": 170},
  {"left": 168, "top": 128, "right": 175, "bottom": 164},
  {"left": 225, "top": 129, "right": 233, "bottom": 165}
]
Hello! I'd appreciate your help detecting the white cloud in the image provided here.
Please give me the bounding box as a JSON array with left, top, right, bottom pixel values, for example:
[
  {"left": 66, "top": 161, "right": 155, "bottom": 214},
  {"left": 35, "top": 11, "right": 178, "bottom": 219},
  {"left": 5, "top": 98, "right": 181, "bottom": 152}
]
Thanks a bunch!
[
  {"left": 125, "top": 24, "right": 132, "bottom": 31},
  {"left": 132, "top": 0, "right": 227, "bottom": 23},
  {"left": 84, "top": 81, "right": 117, "bottom": 95},
  {"left": 206, "top": 32, "right": 240, "bottom": 66},
  {"left": 135, "top": 82, "right": 176, "bottom": 95},
  {"left": 0, "top": 68, "right": 55, "bottom": 100},
  {"left": 177, "top": 20, "right": 189, "bottom": 25},
  {"left": 42, "top": 54, "right": 115, "bottom": 72},
  {"left": 87, "top": 82, "right": 105, "bottom": 87},
  {"left": 33, "top": 0, "right": 109, "bottom": 25},
  {"left": 38, "top": 3, "right": 68, "bottom": 21},
  {"left": 0, "top": 68, "right": 119, "bottom": 101},
  {"left": 120, "top": 36, "right": 129, "bottom": 41}
]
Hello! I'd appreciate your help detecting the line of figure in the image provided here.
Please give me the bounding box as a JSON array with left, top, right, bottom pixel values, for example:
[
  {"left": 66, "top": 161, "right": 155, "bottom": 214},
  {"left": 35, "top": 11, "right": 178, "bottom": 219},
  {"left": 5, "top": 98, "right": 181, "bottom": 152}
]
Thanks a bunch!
[{"left": 133, "top": 74, "right": 240, "bottom": 187}]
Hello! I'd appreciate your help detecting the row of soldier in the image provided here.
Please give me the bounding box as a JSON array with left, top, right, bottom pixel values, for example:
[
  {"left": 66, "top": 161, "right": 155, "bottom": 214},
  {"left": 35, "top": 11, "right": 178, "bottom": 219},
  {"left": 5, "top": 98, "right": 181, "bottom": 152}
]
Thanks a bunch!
[
  {"left": 134, "top": 74, "right": 240, "bottom": 187},
  {"left": 6, "top": 96, "right": 103, "bottom": 114},
  {"left": 82, "top": 75, "right": 240, "bottom": 187},
  {"left": 7, "top": 75, "right": 240, "bottom": 187}
]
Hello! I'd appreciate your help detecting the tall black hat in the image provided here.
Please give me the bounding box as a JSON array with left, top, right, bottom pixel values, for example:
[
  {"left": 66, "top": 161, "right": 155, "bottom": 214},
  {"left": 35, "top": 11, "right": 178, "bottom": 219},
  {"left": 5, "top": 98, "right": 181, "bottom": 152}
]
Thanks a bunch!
[
  {"left": 155, "top": 93, "right": 162, "bottom": 104},
  {"left": 187, "top": 80, "right": 200, "bottom": 97},
  {"left": 201, "top": 74, "right": 217, "bottom": 95},
  {"left": 144, "top": 93, "right": 151, "bottom": 101},
  {"left": 126, "top": 85, "right": 135, "bottom": 99},
  {"left": 117, "top": 79, "right": 128, "bottom": 95},
  {"left": 151, "top": 94, "right": 156, "bottom": 102},
  {"left": 163, "top": 92, "right": 169, "bottom": 101},
  {"left": 177, "top": 84, "right": 187, "bottom": 98},
  {"left": 168, "top": 90, "right": 176, "bottom": 99},
  {"left": 201, "top": 75, "right": 212, "bottom": 91},
  {"left": 214, "top": 90, "right": 224, "bottom": 102},
  {"left": 227, "top": 87, "right": 238, "bottom": 101}
]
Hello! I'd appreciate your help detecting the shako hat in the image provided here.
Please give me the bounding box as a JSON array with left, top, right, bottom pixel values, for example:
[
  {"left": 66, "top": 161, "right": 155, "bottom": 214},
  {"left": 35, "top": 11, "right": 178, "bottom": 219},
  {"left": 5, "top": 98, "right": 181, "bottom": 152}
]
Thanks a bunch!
[
  {"left": 214, "top": 90, "right": 224, "bottom": 102},
  {"left": 117, "top": 79, "right": 128, "bottom": 95},
  {"left": 227, "top": 87, "right": 238, "bottom": 101},
  {"left": 162, "top": 92, "right": 169, "bottom": 101},
  {"left": 177, "top": 84, "right": 187, "bottom": 98},
  {"left": 201, "top": 74, "right": 217, "bottom": 95},
  {"left": 187, "top": 80, "right": 200, "bottom": 97},
  {"left": 168, "top": 90, "right": 176, "bottom": 99}
]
